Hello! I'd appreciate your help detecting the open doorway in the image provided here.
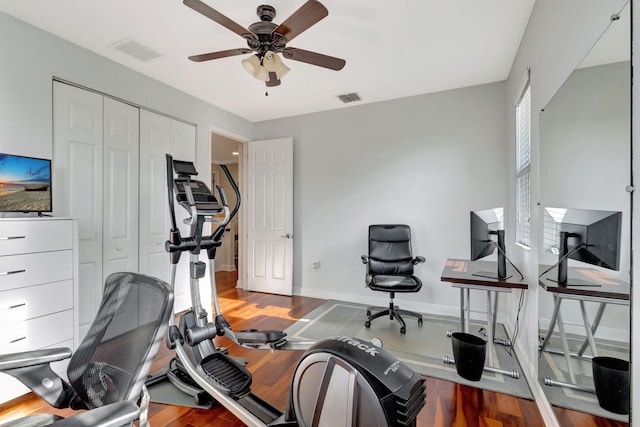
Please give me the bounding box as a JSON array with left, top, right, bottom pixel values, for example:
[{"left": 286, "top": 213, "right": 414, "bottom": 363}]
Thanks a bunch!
[{"left": 211, "top": 131, "right": 244, "bottom": 288}]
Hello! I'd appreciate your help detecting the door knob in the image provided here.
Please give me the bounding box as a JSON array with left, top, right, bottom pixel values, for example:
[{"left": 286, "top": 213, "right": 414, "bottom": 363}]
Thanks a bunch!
[{"left": 281, "top": 233, "right": 293, "bottom": 239}]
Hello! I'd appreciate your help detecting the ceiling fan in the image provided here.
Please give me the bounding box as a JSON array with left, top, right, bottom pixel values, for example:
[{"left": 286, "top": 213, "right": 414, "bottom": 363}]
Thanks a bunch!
[{"left": 183, "top": 0, "right": 346, "bottom": 88}]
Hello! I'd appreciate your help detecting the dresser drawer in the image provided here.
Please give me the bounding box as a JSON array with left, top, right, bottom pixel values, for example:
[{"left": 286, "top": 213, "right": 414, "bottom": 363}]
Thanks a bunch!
[
  {"left": 0, "top": 280, "right": 73, "bottom": 326},
  {"left": 0, "top": 251, "right": 73, "bottom": 292},
  {"left": 0, "top": 310, "right": 73, "bottom": 354},
  {"left": 0, "top": 219, "right": 73, "bottom": 256}
]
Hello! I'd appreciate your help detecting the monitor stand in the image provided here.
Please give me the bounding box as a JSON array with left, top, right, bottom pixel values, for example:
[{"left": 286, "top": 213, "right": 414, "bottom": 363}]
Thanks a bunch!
[
  {"left": 472, "top": 230, "right": 512, "bottom": 280},
  {"left": 554, "top": 231, "right": 601, "bottom": 287}
]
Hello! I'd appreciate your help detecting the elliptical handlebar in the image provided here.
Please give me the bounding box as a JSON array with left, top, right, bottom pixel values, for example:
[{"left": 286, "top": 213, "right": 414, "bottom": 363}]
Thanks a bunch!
[{"left": 166, "top": 154, "right": 179, "bottom": 233}]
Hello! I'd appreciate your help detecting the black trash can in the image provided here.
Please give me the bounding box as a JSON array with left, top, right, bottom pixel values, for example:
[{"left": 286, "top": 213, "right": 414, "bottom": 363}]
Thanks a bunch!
[
  {"left": 592, "top": 356, "right": 629, "bottom": 415},
  {"left": 451, "top": 332, "right": 486, "bottom": 381}
]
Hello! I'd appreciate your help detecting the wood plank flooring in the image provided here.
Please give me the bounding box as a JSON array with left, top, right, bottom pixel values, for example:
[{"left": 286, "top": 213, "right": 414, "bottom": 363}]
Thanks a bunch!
[{"left": 0, "top": 271, "right": 628, "bottom": 426}]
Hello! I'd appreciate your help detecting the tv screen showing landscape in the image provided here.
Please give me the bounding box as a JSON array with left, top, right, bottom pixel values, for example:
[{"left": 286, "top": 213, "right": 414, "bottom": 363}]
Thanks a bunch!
[{"left": 0, "top": 153, "right": 52, "bottom": 213}]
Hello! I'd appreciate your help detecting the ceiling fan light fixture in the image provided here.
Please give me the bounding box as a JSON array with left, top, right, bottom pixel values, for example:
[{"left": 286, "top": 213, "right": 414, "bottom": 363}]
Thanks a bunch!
[
  {"left": 241, "top": 54, "right": 263, "bottom": 77},
  {"left": 262, "top": 51, "right": 290, "bottom": 80},
  {"left": 241, "top": 52, "right": 290, "bottom": 83}
]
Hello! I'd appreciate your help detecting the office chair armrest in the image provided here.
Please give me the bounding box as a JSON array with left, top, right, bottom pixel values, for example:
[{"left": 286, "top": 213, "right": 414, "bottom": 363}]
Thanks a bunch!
[
  {"left": 412, "top": 256, "right": 426, "bottom": 265},
  {"left": 0, "top": 348, "right": 72, "bottom": 371},
  {"left": 361, "top": 255, "right": 369, "bottom": 264},
  {"left": 51, "top": 401, "right": 140, "bottom": 427},
  {"left": 0, "top": 348, "right": 73, "bottom": 409}
]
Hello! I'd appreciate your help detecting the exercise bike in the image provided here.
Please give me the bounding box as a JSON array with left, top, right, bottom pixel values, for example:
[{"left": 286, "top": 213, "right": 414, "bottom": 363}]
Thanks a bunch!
[{"left": 153, "top": 154, "right": 425, "bottom": 426}]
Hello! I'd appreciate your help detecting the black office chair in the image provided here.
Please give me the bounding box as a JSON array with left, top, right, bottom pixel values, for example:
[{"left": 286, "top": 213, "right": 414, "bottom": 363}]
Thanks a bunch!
[
  {"left": 0, "top": 272, "right": 174, "bottom": 427},
  {"left": 361, "top": 224, "right": 425, "bottom": 335}
]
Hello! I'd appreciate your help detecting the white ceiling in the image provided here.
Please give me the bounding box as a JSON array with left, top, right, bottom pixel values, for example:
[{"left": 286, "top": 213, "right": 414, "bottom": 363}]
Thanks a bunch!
[{"left": 0, "top": 0, "right": 536, "bottom": 123}]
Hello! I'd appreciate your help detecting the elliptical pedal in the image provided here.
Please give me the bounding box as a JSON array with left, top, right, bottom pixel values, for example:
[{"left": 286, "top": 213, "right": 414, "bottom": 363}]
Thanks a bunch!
[{"left": 200, "top": 352, "right": 252, "bottom": 398}]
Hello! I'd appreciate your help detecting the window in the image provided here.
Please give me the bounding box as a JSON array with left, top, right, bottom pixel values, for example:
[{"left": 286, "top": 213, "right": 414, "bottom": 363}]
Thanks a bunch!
[{"left": 515, "top": 75, "right": 531, "bottom": 247}]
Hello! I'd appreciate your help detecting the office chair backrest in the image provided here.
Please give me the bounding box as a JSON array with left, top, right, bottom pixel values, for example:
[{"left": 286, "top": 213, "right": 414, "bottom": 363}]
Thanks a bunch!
[
  {"left": 66, "top": 272, "right": 174, "bottom": 409},
  {"left": 368, "top": 224, "right": 415, "bottom": 275}
]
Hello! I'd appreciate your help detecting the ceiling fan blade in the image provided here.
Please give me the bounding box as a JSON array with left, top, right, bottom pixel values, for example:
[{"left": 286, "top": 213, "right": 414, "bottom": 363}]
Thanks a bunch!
[
  {"left": 272, "top": 0, "right": 328, "bottom": 43},
  {"left": 282, "top": 47, "right": 345, "bottom": 71},
  {"left": 183, "top": 0, "right": 256, "bottom": 41},
  {"left": 188, "top": 48, "right": 253, "bottom": 62}
]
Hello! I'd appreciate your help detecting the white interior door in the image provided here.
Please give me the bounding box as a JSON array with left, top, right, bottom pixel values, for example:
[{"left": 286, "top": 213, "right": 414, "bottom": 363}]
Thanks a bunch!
[
  {"left": 103, "top": 97, "right": 139, "bottom": 282},
  {"left": 53, "top": 82, "right": 103, "bottom": 338},
  {"left": 247, "top": 138, "right": 293, "bottom": 295}
]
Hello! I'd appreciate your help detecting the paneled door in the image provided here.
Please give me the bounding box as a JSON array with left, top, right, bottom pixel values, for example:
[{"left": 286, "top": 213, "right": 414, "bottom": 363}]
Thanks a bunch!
[
  {"left": 247, "top": 138, "right": 293, "bottom": 295},
  {"left": 103, "top": 97, "right": 139, "bottom": 282},
  {"left": 139, "top": 110, "right": 196, "bottom": 312},
  {"left": 53, "top": 82, "right": 104, "bottom": 339}
]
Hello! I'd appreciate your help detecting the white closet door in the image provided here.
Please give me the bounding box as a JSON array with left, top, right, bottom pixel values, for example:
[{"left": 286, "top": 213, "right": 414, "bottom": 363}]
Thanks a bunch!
[
  {"left": 53, "top": 82, "right": 104, "bottom": 338},
  {"left": 103, "top": 97, "right": 139, "bottom": 281},
  {"left": 139, "top": 110, "right": 195, "bottom": 312},
  {"left": 171, "top": 119, "right": 197, "bottom": 161},
  {"left": 170, "top": 120, "right": 198, "bottom": 312}
]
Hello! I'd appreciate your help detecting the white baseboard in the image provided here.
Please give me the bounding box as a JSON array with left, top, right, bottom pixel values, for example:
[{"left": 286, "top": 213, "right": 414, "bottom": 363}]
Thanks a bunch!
[{"left": 215, "top": 264, "right": 236, "bottom": 272}]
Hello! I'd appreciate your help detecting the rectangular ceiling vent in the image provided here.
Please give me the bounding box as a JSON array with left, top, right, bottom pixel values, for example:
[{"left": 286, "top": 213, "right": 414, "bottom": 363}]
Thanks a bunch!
[
  {"left": 337, "top": 92, "right": 362, "bottom": 104},
  {"left": 111, "top": 38, "right": 162, "bottom": 62}
]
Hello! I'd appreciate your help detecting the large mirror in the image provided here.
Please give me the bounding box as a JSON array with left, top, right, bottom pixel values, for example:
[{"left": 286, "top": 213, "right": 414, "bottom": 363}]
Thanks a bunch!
[{"left": 537, "top": 2, "right": 631, "bottom": 422}]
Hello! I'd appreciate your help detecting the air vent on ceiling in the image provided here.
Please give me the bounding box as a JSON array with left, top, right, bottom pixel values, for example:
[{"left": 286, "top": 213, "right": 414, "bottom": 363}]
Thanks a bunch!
[
  {"left": 337, "top": 92, "right": 362, "bottom": 104},
  {"left": 111, "top": 38, "right": 162, "bottom": 62}
]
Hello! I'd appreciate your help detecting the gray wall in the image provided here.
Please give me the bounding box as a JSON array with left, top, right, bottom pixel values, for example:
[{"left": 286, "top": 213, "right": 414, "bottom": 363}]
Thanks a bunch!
[
  {"left": 0, "top": 12, "right": 253, "bottom": 178},
  {"left": 253, "top": 82, "right": 508, "bottom": 316}
]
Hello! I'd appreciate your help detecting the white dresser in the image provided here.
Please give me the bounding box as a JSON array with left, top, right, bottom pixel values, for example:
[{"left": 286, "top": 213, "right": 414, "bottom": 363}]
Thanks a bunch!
[{"left": 0, "top": 217, "right": 79, "bottom": 403}]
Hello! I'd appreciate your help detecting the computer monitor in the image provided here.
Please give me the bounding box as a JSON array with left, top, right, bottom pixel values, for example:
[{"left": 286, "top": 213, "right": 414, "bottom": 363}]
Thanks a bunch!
[
  {"left": 543, "top": 207, "right": 622, "bottom": 286},
  {"left": 470, "top": 207, "right": 511, "bottom": 280}
]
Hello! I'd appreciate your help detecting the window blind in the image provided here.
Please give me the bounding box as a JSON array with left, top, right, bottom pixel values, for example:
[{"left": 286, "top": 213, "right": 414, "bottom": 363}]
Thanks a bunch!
[{"left": 515, "top": 81, "right": 531, "bottom": 247}]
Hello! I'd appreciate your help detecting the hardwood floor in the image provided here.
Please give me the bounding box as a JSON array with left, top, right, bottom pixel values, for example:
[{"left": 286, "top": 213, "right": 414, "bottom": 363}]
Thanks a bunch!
[{"left": 0, "top": 271, "right": 628, "bottom": 426}]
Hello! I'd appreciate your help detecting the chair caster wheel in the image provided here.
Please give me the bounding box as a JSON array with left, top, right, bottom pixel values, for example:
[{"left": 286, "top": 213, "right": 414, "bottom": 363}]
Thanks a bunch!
[
  {"left": 365, "top": 321, "right": 371, "bottom": 328},
  {"left": 418, "top": 318, "right": 423, "bottom": 326},
  {"left": 400, "top": 326, "right": 406, "bottom": 334}
]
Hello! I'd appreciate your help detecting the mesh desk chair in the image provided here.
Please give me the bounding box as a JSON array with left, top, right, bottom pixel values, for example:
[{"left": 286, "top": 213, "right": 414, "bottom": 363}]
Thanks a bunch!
[
  {"left": 361, "top": 224, "right": 425, "bottom": 335},
  {"left": 0, "top": 272, "right": 174, "bottom": 427}
]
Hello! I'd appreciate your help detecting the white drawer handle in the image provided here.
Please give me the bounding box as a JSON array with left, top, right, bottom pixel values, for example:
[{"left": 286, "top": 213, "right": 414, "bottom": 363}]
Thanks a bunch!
[
  {"left": 0, "top": 236, "right": 26, "bottom": 240},
  {"left": 9, "top": 336, "right": 26, "bottom": 344},
  {"left": 0, "top": 269, "right": 26, "bottom": 276}
]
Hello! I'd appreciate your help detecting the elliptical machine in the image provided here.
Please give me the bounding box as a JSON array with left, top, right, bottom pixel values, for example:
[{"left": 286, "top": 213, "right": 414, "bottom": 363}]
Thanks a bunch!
[{"left": 156, "top": 154, "right": 426, "bottom": 426}]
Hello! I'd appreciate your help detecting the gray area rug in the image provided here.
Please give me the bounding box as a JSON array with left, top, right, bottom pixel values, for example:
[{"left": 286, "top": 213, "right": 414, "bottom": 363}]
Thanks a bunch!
[
  {"left": 284, "top": 300, "right": 533, "bottom": 400},
  {"left": 538, "top": 332, "right": 629, "bottom": 422}
]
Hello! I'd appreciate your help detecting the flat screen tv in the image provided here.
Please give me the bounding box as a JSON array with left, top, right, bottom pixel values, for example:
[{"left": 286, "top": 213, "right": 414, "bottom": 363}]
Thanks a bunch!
[{"left": 0, "top": 153, "right": 52, "bottom": 214}]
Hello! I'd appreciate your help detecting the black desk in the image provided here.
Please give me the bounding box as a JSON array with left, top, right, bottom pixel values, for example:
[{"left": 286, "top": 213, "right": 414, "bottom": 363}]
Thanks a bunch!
[
  {"left": 441, "top": 259, "right": 528, "bottom": 377},
  {"left": 538, "top": 267, "right": 629, "bottom": 388}
]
